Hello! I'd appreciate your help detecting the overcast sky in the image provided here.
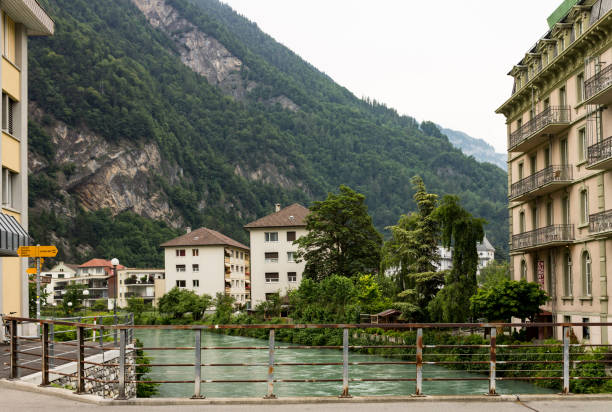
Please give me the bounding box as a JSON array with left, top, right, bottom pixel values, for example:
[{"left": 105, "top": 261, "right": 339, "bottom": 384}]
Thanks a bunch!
[{"left": 220, "top": 0, "right": 563, "bottom": 153}]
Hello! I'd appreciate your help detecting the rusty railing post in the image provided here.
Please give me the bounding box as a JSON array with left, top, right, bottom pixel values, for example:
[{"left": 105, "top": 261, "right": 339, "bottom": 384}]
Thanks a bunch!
[
  {"left": 76, "top": 326, "right": 85, "bottom": 394},
  {"left": 340, "top": 328, "right": 351, "bottom": 397},
  {"left": 9, "top": 319, "right": 18, "bottom": 379},
  {"left": 264, "top": 329, "right": 276, "bottom": 399},
  {"left": 488, "top": 327, "right": 497, "bottom": 395},
  {"left": 49, "top": 323, "right": 55, "bottom": 368},
  {"left": 414, "top": 327, "right": 423, "bottom": 396},
  {"left": 113, "top": 315, "right": 118, "bottom": 346},
  {"left": 117, "top": 328, "right": 127, "bottom": 399},
  {"left": 99, "top": 325, "right": 105, "bottom": 363},
  {"left": 41, "top": 322, "right": 50, "bottom": 386},
  {"left": 563, "top": 325, "right": 570, "bottom": 394},
  {"left": 192, "top": 329, "right": 203, "bottom": 398}
]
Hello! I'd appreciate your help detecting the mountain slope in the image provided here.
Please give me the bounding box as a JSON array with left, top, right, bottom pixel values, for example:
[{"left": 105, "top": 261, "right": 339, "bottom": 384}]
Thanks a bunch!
[
  {"left": 28, "top": 0, "right": 509, "bottom": 265},
  {"left": 439, "top": 126, "right": 507, "bottom": 170}
]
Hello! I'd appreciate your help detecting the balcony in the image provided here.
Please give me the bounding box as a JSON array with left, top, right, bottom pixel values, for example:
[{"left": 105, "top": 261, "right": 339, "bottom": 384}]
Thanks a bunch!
[
  {"left": 584, "top": 64, "right": 612, "bottom": 105},
  {"left": 511, "top": 224, "right": 574, "bottom": 252},
  {"left": 589, "top": 209, "right": 612, "bottom": 237},
  {"left": 509, "top": 106, "right": 570, "bottom": 153},
  {"left": 586, "top": 136, "right": 612, "bottom": 170},
  {"left": 509, "top": 165, "right": 572, "bottom": 202}
]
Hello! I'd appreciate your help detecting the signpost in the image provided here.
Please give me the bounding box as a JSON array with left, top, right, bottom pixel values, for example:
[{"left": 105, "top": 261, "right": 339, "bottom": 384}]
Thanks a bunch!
[{"left": 17, "top": 245, "right": 58, "bottom": 324}]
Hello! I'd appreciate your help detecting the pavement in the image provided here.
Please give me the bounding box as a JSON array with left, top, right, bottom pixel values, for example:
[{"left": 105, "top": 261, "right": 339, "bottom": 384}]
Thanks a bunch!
[{"left": 1, "top": 380, "right": 612, "bottom": 412}]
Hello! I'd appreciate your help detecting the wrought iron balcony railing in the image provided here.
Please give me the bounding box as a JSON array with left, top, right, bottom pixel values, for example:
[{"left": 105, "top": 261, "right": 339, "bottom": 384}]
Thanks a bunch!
[
  {"left": 509, "top": 106, "right": 570, "bottom": 151},
  {"left": 584, "top": 63, "right": 612, "bottom": 101},
  {"left": 589, "top": 209, "right": 612, "bottom": 236},
  {"left": 509, "top": 165, "right": 572, "bottom": 200},
  {"left": 511, "top": 224, "right": 574, "bottom": 251},
  {"left": 587, "top": 136, "right": 612, "bottom": 169}
]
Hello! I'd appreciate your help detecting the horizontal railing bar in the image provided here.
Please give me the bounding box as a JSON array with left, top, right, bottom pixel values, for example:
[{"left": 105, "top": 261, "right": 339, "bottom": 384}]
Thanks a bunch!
[
  {"left": 15, "top": 364, "right": 39, "bottom": 371},
  {"left": 13, "top": 350, "right": 42, "bottom": 357}
]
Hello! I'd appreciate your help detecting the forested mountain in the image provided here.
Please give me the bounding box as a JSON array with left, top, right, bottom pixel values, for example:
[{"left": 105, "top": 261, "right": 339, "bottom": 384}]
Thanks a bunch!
[{"left": 28, "top": 0, "right": 509, "bottom": 267}]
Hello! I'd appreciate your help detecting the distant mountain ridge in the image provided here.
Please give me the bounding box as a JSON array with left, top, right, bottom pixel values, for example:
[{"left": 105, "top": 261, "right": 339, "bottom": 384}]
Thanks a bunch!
[{"left": 438, "top": 126, "right": 507, "bottom": 171}]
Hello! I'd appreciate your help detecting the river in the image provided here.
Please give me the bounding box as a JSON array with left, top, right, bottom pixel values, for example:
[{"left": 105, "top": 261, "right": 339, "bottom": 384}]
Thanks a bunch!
[{"left": 135, "top": 329, "right": 555, "bottom": 398}]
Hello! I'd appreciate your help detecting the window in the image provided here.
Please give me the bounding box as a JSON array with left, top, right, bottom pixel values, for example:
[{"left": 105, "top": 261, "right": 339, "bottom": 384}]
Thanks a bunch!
[
  {"left": 2, "top": 167, "right": 16, "bottom": 208},
  {"left": 2, "top": 93, "right": 15, "bottom": 135},
  {"left": 192, "top": 249, "right": 199, "bottom": 257},
  {"left": 265, "top": 252, "right": 279, "bottom": 263},
  {"left": 563, "top": 253, "right": 572, "bottom": 297},
  {"left": 518, "top": 162, "right": 524, "bottom": 180},
  {"left": 543, "top": 97, "right": 550, "bottom": 110},
  {"left": 240, "top": 252, "right": 243, "bottom": 259},
  {"left": 578, "top": 128, "right": 586, "bottom": 162},
  {"left": 265, "top": 232, "right": 278, "bottom": 242},
  {"left": 287, "top": 272, "right": 297, "bottom": 282},
  {"left": 286, "top": 231, "right": 296, "bottom": 242},
  {"left": 576, "top": 19, "right": 583, "bottom": 37},
  {"left": 531, "top": 206, "right": 538, "bottom": 230},
  {"left": 3, "top": 14, "right": 15, "bottom": 63},
  {"left": 519, "top": 211, "right": 526, "bottom": 233},
  {"left": 58, "top": 274, "right": 64, "bottom": 279},
  {"left": 546, "top": 201, "right": 553, "bottom": 226},
  {"left": 530, "top": 155, "right": 537, "bottom": 175},
  {"left": 176, "top": 265, "right": 186, "bottom": 272},
  {"left": 193, "top": 279, "right": 199, "bottom": 287},
  {"left": 577, "top": 73, "right": 585, "bottom": 102},
  {"left": 520, "top": 260, "right": 527, "bottom": 280},
  {"left": 517, "top": 118, "right": 522, "bottom": 130},
  {"left": 231, "top": 265, "right": 235, "bottom": 271},
  {"left": 192, "top": 264, "right": 199, "bottom": 272},
  {"left": 176, "top": 280, "right": 186, "bottom": 288},
  {"left": 580, "top": 189, "right": 589, "bottom": 224},
  {"left": 544, "top": 146, "right": 551, "bottom": 168},
  {"left": 559, "top": 86, "right": 567, "bottom": 107},
  {"left": 287, "top": 252, "right": 296, "bottom": 263},
  {"left": 582, "top": 251, "right": 591, "bottom": 296},
  {"left": 562, "top": 196, "right": 570, "bottom": 224},
  {"left": 176, "top": 249, "right": 185, "bottom": 257},
  {"left": 582, "top": 318, "right": 590, "bottom": 340},
  {"left": 265, "top": 272, "right": 279, "bottom": 283},
  {"left": 559, "top": 36, "right": 565, "bottom": 52}
]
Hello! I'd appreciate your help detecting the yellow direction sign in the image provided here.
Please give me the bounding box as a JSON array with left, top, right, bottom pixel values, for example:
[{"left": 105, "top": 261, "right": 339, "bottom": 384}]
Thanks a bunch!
[
  {"left": 26, "top": 267, "right": 37, "bottom": 275},
  {"left": 37, "top": 246, "right": 57, "bottom": 257},
  {"left": 17, "top": 245, "right": 58, "bottom": 258}
]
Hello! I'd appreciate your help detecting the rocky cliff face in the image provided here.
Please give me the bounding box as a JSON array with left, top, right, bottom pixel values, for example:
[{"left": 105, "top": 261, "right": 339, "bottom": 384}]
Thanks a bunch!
[
  {"left": 132, "top": 0, "right": 253, "bottom": 99},
  {"left": 29, "top": 104, "right": 183, "bottom": 228}
]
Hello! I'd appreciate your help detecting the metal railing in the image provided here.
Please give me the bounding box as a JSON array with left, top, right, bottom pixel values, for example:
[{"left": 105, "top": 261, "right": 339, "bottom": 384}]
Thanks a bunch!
[
  {"left": 509, "top": 106, "right": 570, "bottom": 150},
  {"left": 589, "top": 209, "right": 612, "bottom": 235},
  {"left": 587, "top": 136, "right": 612, "bottom": 167},
  {"left": 3, "top": 317, "right": 612, "bottom": 399},
  {"left": 509, "top": 165, "right": 572, "bottom": 200},
  {"left": 585, "top": 63, "right": 612, "bottom": 100},
  {"left": 511, "top": 224, "right": 574, "bottom": 251}
]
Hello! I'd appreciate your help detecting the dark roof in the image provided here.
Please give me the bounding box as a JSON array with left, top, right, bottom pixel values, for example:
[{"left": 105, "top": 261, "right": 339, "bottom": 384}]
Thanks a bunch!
[
  {"left": 477, "top": 235, "right": 495, "bottom": 252},
  {"left": 244, "top": 203, "right": 309, "bottom": 229},
  {"left": 375, "top": 309, "right": 401, "bottom": 317},
  {"left": 160, "top": 227, "right": 249, "bottom": 250}
]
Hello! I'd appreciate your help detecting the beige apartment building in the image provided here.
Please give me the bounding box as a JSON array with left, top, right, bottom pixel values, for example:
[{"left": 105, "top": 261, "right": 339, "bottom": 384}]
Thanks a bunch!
[
  {"left": 0, "top": 1, "right": 53, "bottom": 333},
  {"left": 245, "top": 203, "right": 309, "bottom": 305},
  {"left": 497, "top": 0, "right": 612, "bottom": 343},
  {"left": 162, "top": 228, "right": 250, "bottom": 306},
  {"left": 117, "top": 268, "right": 164, "bottom": 308}
]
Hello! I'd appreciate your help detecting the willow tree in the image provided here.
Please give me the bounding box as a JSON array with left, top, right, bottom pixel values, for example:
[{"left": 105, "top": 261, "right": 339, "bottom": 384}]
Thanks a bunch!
[
  {"left": 428, "top": 195, "right": 485, "bottom": 322},
  {"left": 381, "top": 176, "right": 444, "bottom": 320}
]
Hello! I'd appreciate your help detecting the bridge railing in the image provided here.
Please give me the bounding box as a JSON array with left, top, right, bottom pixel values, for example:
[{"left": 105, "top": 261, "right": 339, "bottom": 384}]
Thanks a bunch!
[{"left": 2, "top": 317, "right": 612, "bottom": 399}]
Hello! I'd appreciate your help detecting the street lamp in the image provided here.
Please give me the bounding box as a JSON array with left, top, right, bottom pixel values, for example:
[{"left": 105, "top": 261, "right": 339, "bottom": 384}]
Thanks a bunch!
[{"left": 111, "top": 258, "right": 119, "bottom": 317}]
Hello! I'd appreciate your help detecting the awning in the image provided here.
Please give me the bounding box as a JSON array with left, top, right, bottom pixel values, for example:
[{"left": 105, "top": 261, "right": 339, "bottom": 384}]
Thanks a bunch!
[{"left": 0, "top": 213, "right": 30, "bottom": 257}]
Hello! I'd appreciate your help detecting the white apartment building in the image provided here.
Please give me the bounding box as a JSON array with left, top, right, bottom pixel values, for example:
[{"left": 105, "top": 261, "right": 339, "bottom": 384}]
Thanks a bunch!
[
  {"left": 161, "top": 227, "right": 250, "bottom": 305},
  {"left": 117, "top": 268, "right": 165, "bottom": 308},
  {"left": 434, "top": 235, "right": 496, "bottom": 275},
  {"left": 43, "top": 261, "right": 79, "bottom": 305},
  {"left": 245, "top": 203, "right": 309, "bottom": 305}
]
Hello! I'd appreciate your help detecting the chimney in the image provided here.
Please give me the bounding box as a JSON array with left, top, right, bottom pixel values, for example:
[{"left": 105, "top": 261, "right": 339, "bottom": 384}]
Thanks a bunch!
[
  {"left": 186, "top": 227, "right": 191, "bottom": 233},
  {"left": 274, "top": 203, "right": 281, "bottom": 213}
]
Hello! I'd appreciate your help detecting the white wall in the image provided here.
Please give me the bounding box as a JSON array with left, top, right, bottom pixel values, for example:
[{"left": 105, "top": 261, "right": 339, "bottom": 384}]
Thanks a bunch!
[
  {"left": 249, "top": 227, "right": 307, "bottom": 305},
  {"left": 164, "top": 245, "right": 225, "bottom": 299}
]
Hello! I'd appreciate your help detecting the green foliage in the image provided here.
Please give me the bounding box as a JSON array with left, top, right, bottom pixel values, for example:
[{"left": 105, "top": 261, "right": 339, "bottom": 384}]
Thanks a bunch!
[
  {"left": 428, "top": 195, "right": 485, "bottom": 322},
  {"left": 158, "top": 287, "right": 212, "bottom": 320},
  {"left": 470, "top": 280, "right": 549, "bottom": 322},
  {"left": 134, "top": 338, "right": 159, "bottom": 397},
  {"left": 61, "top": 283, "right": 86, "bottom": 315},
  {"left": 28, "top": 281, "right": 50, "bottom": 315},
  {"left": 28, "top": 0, "right": 509, "bottom": 262},
  {"left": 126, "top": 297, "right": 146, "bottom": 322},
  {"left": 477, "top": 260, "right": 510, "bottom": 289},
  {"left": 296, "top": 186, "right": 382, "bottom": 280},
  {"left": 91, "top": 299, "right": 108, "bottom": 311},
  {"left": 212, "top": 292, "right": 235, "bottom": 324},
  {"left": 254, "top": 293, "right": 281, "bottom": 319}
]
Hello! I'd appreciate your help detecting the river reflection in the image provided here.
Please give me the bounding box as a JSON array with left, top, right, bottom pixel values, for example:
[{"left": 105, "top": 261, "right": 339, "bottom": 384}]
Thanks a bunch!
[{"left": 135, "top": 329, "right": 555, "bottom": 398}]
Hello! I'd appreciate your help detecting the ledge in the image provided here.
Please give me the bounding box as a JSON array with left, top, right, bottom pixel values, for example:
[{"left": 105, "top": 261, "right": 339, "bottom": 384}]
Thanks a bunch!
[{"left": 579, "top": 296, "right": 593, "bottom": 302}]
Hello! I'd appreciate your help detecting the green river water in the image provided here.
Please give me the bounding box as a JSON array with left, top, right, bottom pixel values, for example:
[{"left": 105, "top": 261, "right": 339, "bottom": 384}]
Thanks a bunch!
[{"left": 135, "top": 330, "right": 556, "bottom": 398}]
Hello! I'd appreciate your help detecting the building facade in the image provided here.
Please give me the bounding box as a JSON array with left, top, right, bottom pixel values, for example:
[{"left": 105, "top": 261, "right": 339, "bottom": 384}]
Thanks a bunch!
[
  {"left": 245, "top": 203, "right": 309, "bottom": 305},
  {"left": 0, "top": 1, "right": 53, "bottom": 333},
  {"left": 117, "top": 268, "right": 164, "bottom": 308},
  {"left": 497, "top": 0, "right": 612, "bottom": 343},
  {"left": 42, "top": 261, "right": 79, "bottom": 305},
  {"left": 434, "top": 236, "right": 495, "bottom": 275},
  {"left": 161, "top": 228, "right": 250, "bottom": 306}
]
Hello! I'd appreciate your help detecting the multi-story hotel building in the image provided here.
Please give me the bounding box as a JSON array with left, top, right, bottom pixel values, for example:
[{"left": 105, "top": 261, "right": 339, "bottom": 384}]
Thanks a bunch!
[
  {"left": 245, "top": 203, "right": 309, "bottom": 305},
  {"left": 497, "top": 0, "right": 612, "bottom": 343},
  {"left": 162, "top": 228, "right": 250, "bottom": 306},
  {"left": 0, "top": 1, "right": 53, "bottom": 333}
]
